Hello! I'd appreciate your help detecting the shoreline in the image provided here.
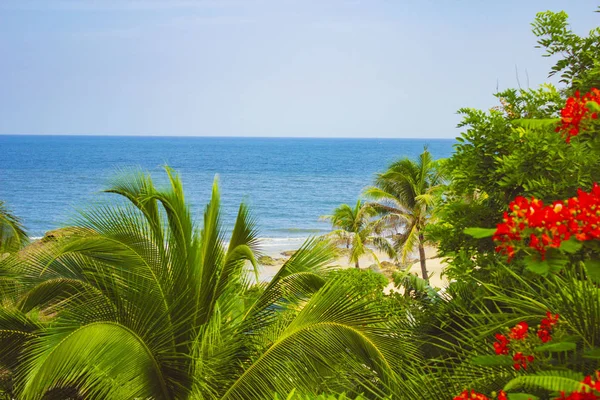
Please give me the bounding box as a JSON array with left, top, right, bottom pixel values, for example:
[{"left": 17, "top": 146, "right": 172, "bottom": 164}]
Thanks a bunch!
[
  {"left": 30, "top": 232, "right": 448, "bottom": 289},
  {"left": 256, "top": 238, "right": 449, "bottom": 289}
]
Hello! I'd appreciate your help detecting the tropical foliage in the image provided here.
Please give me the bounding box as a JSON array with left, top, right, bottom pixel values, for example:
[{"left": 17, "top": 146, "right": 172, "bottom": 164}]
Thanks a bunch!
[
  {"left": 1, "top": 5, "right": 600, "bottom": 400},
  {"left": 322, "top": 200, "right": 395, "bottom": 268},
  {"left": 363, "top": 148, "right": 443, "bottom": 281},
  {"left": 0, "top": 169, "right": 408, "bottom": 399},
  {"left": 0, "top": 201, "right": 27, "bottom": 256}
]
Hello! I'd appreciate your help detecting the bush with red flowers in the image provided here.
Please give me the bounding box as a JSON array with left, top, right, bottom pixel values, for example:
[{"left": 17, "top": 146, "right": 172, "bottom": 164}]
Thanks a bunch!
[
  {"left": 438, "top": 8, "right": 600, "bottom": 400},
  {"left": 493, "top": 184, "right": 600, "bottom": 257},
  {"left": 556, "top": 88, "right": 600, "bottom": 143}
]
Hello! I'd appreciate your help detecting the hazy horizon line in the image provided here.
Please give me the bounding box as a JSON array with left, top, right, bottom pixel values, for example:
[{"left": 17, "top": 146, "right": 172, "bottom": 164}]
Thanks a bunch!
[{"left": 0, "top": 133, "right": 456, "bottom": 140}]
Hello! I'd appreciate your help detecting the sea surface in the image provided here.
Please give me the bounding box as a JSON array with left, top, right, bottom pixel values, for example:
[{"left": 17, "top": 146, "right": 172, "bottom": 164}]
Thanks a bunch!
[{"left": 0, "top": 135, "right": 454, "bottom": 251}]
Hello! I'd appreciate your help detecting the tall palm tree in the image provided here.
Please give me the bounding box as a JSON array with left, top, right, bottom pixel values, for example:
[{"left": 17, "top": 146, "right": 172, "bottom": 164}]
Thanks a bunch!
[
  {"left": 0, "top": 201, "right": 28, "bottom": 255},
  {"left": 364, "top": 148, "right": 443, "bottom": 281},
  {"left": 0, "top": 167, "right": 406, "bottom": 399},
  {"left": 323, "top": 200, "right": 394, "bottom": 269}
]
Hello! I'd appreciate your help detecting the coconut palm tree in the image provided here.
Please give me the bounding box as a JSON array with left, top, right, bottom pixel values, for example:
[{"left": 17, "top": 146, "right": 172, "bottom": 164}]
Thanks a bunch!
[
  {"left": 0, "top": 167, "right": 407, "bottom": 399},
  {"left": 364, "top": 149, "right": 443, "bottom": 281},
  {"left": 323, "top": 200, "right": 394, "bottom": 269},
  {"left": 0, "top": 201, "right": 28, "bottom": 255}
]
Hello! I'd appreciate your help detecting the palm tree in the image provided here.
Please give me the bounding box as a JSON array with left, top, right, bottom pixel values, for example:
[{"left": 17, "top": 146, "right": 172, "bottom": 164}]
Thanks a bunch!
[
  {"left": 0, "top": 201, "right": 28, "bottom": 255},
  {"left": 323, "top": 200, "right": 394, "bottom": 269},
  {"left": 0, "top": 167, "right": 405, "bottom": 399},
  {"left": 364, "top": 148, "right": 443, "bottom": 281}
]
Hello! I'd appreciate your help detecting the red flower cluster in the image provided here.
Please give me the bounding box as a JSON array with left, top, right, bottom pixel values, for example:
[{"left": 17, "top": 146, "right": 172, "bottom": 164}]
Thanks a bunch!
[
  {"left": 494, "top": 318, "right": 558, "bottom": 371},
  {"left": 493, "top": 333, "right": 510, "bottom": 355},
  {"left": 455, "top": 372, "right": 600, "bottom": 400},
  {"left": 510, "top": 322, "right": 529, "bottom": 340},
  {"left": 537, "top": 311, "right": 560, "bottom": 343},
  {"left": 453, "top": 389, "right": 507, "bottom": 400},
  {"left": 555, "top": 371, "right": 600, "bottom": 399},
  {"left": 513, "top": 352, "right": 534, "bottom": 371},
  {"left": 494, "top": 184, "right": 600, "bottom": 260},
  {"left": 556, "top": 88, "right": 600, "bottom": 143}
]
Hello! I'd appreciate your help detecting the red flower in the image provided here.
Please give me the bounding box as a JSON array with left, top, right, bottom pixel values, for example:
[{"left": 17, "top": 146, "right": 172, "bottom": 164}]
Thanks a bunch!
[
  {"left": 510, "top": 322, "right": 529, "bottom": 340},
  {"left": 553, "top": 371, "right": 600, "bottom": 399},
  {"left": 453, "top": 389, "right": 491, "bottom": 400},
  {"left": 541, "top": 311, "right": 560, "bottom": 328},
  {"left": 537, "top": 311, "right": 559, "bottom": 343},
  {"left": 556, "top": 88, "right": 600, "bottom": 142},
  {"left": 537, "top": 328, "right": 552, "bottom": 343},
  {"left": 582, "top": 372, "right": 600, "bottom": 392},
  {"left": 453, "top": 390, "right": 510, "bottom": 400},
  {"left": 512, "top": 352, "right": 534, "bottom": 370},
  {"left": 494, "top": 184, "right": 600, "bottom": 261},
  {"left": 493, "top": 333, "right": 510, "bottom": 355}
]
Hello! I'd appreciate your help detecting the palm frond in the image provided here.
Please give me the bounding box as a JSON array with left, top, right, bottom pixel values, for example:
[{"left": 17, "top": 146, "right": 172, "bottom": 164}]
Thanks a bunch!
[
  {"left": 0, "top": 201, "right": 28, "bottom": 254},
  {"left": 222, "top": 280, "right": 404, "bottom": 399},
  {"left": 17, "top": 322, "right": 171, "bottom": 400}
]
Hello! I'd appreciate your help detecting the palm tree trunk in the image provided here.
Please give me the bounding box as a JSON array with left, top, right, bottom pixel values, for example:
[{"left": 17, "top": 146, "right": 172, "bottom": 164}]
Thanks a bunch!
[
  {"left": 418, "top": 233, "right": 428, "bottom": 281},
  {"left": 355, "top": 259, "right": 360, "bottom": 269}
]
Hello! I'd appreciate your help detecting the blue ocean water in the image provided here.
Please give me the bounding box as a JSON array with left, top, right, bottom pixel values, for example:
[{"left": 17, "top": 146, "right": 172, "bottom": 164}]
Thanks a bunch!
[{"left": 0, "top": 136, "right": 454, "bottom": 245}]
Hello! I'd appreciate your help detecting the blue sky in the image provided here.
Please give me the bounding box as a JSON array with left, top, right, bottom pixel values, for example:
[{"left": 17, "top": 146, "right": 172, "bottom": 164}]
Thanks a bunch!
[{"left": 0, "top": 0, "right": 597, "bottom": 138}]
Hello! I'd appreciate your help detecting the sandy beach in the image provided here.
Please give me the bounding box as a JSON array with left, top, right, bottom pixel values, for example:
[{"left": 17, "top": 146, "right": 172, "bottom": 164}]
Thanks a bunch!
[{"left": 255, "top": 240, "right": 448, "bottom": 289}]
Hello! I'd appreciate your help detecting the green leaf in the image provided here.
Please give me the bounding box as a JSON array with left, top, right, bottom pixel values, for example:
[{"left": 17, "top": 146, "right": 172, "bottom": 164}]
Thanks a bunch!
[
  {"left": 512, "top": 118, "right": 560, "bottom": 129},
  {"left": 534, "top": 342, "right": 576, "bottom": 353},
  {"left": 507, "top": 393, "right": 539, "bottom": 400},
  {"left": 544, "top": 248, "right": 569, "bottom": 273},
  {"left": 583, "top": 347, "right": 600, "bottom": 359},
  {"left": 586, "top": 100, "right": 600, "bottom": 112},
  {"left": 584, "top": 260, "right": 600, "bottom": 283},
  {"left": 20, "top": 322, "right": 169, "bottom": 400},
  {"left": 527, "top": 251, "right": 569, "bottom": 275},
  {"left": 560, "top": 335, "right": 582, "bottom": 343},
  {"left": 471, "top": 355, "right": 514, "bottom": 366},
  {"left": 525, "top": 258, "right": 550, "bottom": 275},
  {"left": 463, "top": 227, "right": 496, "bottom": 239},
  {"left": 548, "top": 256, "right": 569, "bottom": 273},
  {"left": 504, "top": 370, "right": 585, "bottom": 393},
  {"left": 559, "top": 238, "right": 582, "bottom": 254}
]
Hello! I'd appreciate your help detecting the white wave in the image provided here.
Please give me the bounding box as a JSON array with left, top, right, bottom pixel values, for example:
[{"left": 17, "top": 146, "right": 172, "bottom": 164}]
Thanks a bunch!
[{"left": 259, "top": 237, "right": 308, "bottom": 246}]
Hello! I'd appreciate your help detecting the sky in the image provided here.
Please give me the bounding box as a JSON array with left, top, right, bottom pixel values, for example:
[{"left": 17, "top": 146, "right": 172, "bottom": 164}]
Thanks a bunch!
[{"left": 0, "top": 0, "right": 598, "bottom": 138}]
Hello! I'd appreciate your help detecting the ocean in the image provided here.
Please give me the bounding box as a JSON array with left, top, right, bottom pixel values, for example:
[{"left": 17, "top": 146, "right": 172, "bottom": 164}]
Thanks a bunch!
[{"left": 0, "top": 135, "right": 455, "bottom": 252}]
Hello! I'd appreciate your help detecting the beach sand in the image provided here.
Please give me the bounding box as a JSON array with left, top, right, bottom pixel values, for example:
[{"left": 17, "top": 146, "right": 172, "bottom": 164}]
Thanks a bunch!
[{"left": 256, "top": 242, "right": 448, "bottom": 289}]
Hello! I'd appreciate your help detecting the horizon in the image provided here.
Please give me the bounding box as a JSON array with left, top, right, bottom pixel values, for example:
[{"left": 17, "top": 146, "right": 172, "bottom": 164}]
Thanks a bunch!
[
  {"left": 1, "top": 0, "right": 598, "bottom": 138},
  {"left": 0, "top": 133, "right": 457, "bottom": 140}
]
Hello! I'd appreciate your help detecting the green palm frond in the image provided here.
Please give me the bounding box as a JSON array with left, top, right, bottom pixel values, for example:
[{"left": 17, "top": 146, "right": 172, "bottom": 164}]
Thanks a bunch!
[
  {"left": 503, "top": 370, "right": 586, "bottom": 393},
  {"left": 8, "top": 168, "right": 262, "bottom": 399},
  {"left": 398, "top": 222, "right": 419, "bottom": 264},
  {"left": 221, "top": 279, "right": 404, "bottom": 399},
  {"left": 363, "top": 148, "right": 441, "bottom": 278},
  {"left": 370, "top": 236, "right": 396, "bottom": 260},
  {"left": 323, "top": 200, "right": 383, "bottom": 268},
  {"left": 362, "top": 187, "right": 406, "bottom": 212},
  {"left": 18, "top": 322, "right": 170, "bottom": 400},
  {"left": 0, "top": 201, "right": 28, "bottom": 254},
  {"left": 245, "top": 237, "right": 337, "bottom": 326},
  {"left": 0, "top": 307, "right": 42, "bottom": 372}
]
